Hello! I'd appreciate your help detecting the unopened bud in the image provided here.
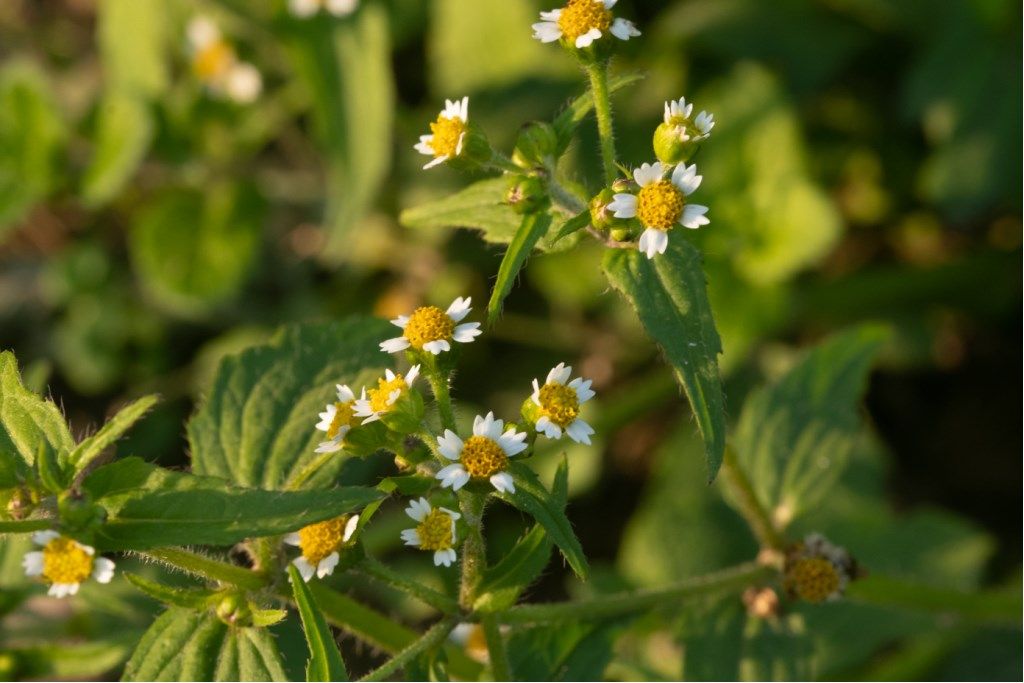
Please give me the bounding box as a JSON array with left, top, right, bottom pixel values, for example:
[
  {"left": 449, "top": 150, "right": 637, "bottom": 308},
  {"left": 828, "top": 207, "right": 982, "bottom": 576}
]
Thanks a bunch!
[
  {"left": 653, "top": 121, "right": 698, "bottom": 165},
  {"left": 215, "top": 594, "right": 252, "bottom": 626},
  {"left": 512, "top": 122, "right": 559, "bottom": 168},
  {"left": 743, "top": 586, "right": 780, "bottom": 620},
  {"left": 505, "top": 176, "right": 548, "bottom": 215}
]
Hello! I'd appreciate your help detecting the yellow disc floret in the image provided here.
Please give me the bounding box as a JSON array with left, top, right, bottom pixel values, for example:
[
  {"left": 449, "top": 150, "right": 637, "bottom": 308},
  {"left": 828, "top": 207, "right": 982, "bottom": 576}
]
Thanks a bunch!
[
  {"left": 297, "top": 516, "right": 350, "bottom": 564},
  {"left": 403, "top": 306, "right": 455, "bottom": 349},
  {"left": 368, "top": 374, "right": 409, "bottom": 414},
  {"left": 785, "top": 557, "right": 840, "bottom": 603},
  {"left": 327, "top": 400, "right": 358, "bottom": 440},
  {"left": 460, "top": 435, "right": 508, "bottom": 478},
  {"left": 42, "top": 537, "right": 93, "bottom": 585},
  {"left": 636, "top": 180, "right": 685, "bottom": 230},
  {"left": 193, "top": 40, "right": 233, "bottom": 80},
  {"left": 538, "top": 383, "right": 580, "bottom": 428},
  {"left": 429, "top": 116, "right": 467, "bottom": 160},
  {"left": 557, "top": 0, "right": 612, "bottom": 43},
  {"left": 416, "top": 509, "right": 455, "bottom": 551}
]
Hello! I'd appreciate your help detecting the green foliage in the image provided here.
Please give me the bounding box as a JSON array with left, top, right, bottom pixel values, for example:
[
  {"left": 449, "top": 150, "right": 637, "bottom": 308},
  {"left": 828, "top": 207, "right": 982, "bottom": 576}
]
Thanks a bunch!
[
  {"left": 475, "top": 524, "right": 552, "bottom": 612},
  {"left": 487, "top": 212, "right": 552, "bottom": 325},
  {"left": 507, "top": 621, "right": 621, "bottom": 681},
  {"left": 401, "top": 177, "right": 522, "bottom": 245},
  {"left": 81, "top": 93, "right": 154, "bottom": 208},
  {"left": 67, "top": 394, "right": 159, "bottom": 473},
  {"left": 288, "top": 565, "right": 349, "bottom": 682}
]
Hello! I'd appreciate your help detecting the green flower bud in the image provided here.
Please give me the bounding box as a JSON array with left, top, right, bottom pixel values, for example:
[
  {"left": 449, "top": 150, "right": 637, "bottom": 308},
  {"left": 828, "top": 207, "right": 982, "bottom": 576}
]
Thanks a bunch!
[
  {"left": 512, "top": 121, "right": 559, "bottom": 168},
  {"left": 57, "top": 490, "right": 105, "bottom": 533},
  {"left": 653, "top": 121, "right": 698, "bottom": 165},
  {"left": 215, "top": 593, "right": 252, "bottom": 626},
  {"left": 505, "top": 175, "right": 549, "bottom": 215},
  {"left": 6, "top": 486, "right": 37, "bottom": 520},
  {"left": 589, "top": 188, "right": 615, "bottom": 229},
  {"left": 445, "top": 122, "right": 492, "bottom": 171}
]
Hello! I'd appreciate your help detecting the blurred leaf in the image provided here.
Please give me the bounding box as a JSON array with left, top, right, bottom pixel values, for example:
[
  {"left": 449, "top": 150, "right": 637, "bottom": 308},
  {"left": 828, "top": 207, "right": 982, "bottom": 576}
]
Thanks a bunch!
[
  {"left": 401, "top": 177, "right": 520, "bottom": 244},
  {"left": 487, "top": 212, "right": 552, "bottom": 325},
  {"left": 187, "top": 318, "right": 391, "bottom": 489},
  {"left": 129, "top": 183, "right": 263, "bottom": 315},
  {"left": 0, "top": 519, "right": 51, "bottom": 533},
  {"left": 0, "top": 62, "right": 65, "bottom": 235},
  {"left": 507, "top": 621, "right": 620, "bottom": 681},
  {"left": 733, "top": 324, "right": 888, "bottom": 525},
  {"left": 81, "top": 93, "right": 154, "bottom": 207},
  {"left": 603, "top": 236, "right": 727, "bottom": 481},
  {"left": 549, "top": 209, "right": 590, "bottom": 245},
  {"left": 552, "top": 72, "right": 645, "bottom": 154},
  {"left": 3, "top": 638, "right": 134, "bottom": 680},
  {"left": 67, "top": 394, "right": 159, "bottom": 473},
  {"left": 287, "top": 564, "right": 349, "bottom": 682},
  {"left": 475, "top": 524, "right": 552, "bottom": 612},
  {"left": 739, "top": 614, "right": 814, "bottom": 681},
  {"left": 96, "top": 0, "right": 168, "bottom": 97},
  {"left": 678, "top": 598, "right": 746, "bottom": 681},
  {"left": 83, "top": 457, "right": 383, "bottom": 551},
  {"left": 123, "top": 607, "right": 288, "bottom": 681}
]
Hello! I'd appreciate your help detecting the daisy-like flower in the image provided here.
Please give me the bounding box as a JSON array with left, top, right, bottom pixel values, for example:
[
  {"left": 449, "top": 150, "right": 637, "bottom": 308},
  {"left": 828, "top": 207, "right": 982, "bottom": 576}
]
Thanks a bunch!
[
  {"left": 782, "top": 533, "right": 857, "bottom": 604},
  {"left": 186, "top": 17, "right": 262, "bottom": 104},
  {"left": 380, "top": 297, "right": 482, "bottom": 355},
  {"left": 22, "top": 531, "right": 115, "bottom": 598},
  {"left": 399, "top": 497, "right": 460, "bottom": 567},
  {"left": 607, "top": 161, "right": 710, "bottom": 259},
  {"left": 415, "top": 97, "right": 470, "bottom": 169},
  {"left": 663, "top": 97, "right": 715, "bottom": 143},
  {"left": 314, "top": 384, "right": 361, "bottom": 453},
  {"left": 436, "top": 412, "right": 527, "bottom": 494},
  {"left": 352, "top": 366, "right": 421, "bottom": 424},
  {"left": 284, "top": 514, "right": 359, "bottom": 582},
  {"left": 530, "top": 362, "right": 596, "bottom": 444},
  {"left": 289, "top": 0, "right": 358, "bottom": 18},
  {"left": 532, "top": 0, "right": 640, "bottom": 49}
]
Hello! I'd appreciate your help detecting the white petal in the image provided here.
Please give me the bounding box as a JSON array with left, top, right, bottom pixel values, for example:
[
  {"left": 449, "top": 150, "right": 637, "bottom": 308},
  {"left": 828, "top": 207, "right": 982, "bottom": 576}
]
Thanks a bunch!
[
  {"left": 289, "top": 0, "right": 320, "bottom": 17},
  {"left": 380, "top": 337, "right": 411, "bottom": 353},
  {"left": 76, "top": 542, "right": 95, "bottom": 556},
  {"left": 92, "top": 557, "right": 116, "bottom": 584},
  {"left": 325, "top": 0, "right": 358, "bottom": 16},
  {"left": 336, "top": 384, "right": 356, "bottom": 402},
  {"left": 607, "top": 193, "right": 637, "bottom": 218},
  {"left": 633, "top": 162, "right": 665, "bottom": 187},
  {"left": 317, "top": 552, "right": 340, "bottom": 578},
  {"left": 452, "top": 322, "right": 481, "bottom": 343},
  {"left": 283, "top": 532, "right": 301, "bottom": 546},
  {"left": 610, "top": 17, "right": 640, "bottom": 40},
  {"left": 437, "top": 429, "right": 464, "bottom": 460},
  {"left": 532, "top": 21, "right": 563, "bottom": 42},
  {"left": 546, "top": 362, "right": 572, "bottom": 385},
  {"left": 50, "top": 583, "right": 78, "bottom": 598},
  {"left": 535, "top": 415, "right": 562, "bottom": 439},
  {"left": 565, "top": 419, "right": 595, "bottom": 445},
  {"left": 226, "top": 63, "right": 262, "bottom": 104},
  {"left": 32, "top": 530, "right": 59, "bottom": 546},
  {"left": 489, "top": 471, "right": 516, "bottom": 494},
  {"left": 638, "top": 228, "right": 668, "bottom": 258},
  {"left": 22, "top": 551, "right": 44, "bottom": 577},
  {"left": 293, "top": 556, "right": 316, "bottom": 582},
  {"left": 446, "top": 296, "right": 472, "bottom": 322},
  {"left": 672, "top": 163, "right": 702, "bottom": 195},
  {"left": 680, "top": 204, "right": 710, "bottom": 229},
  {"left": 440, "top": 507, "right": 461, "bottom": 522},
  {"left": 603, "top": 0, "right": 618, "bottom": 8},
  {"left": 315, "top": 436, "right": 344, "bottom": 453},
  {"left": 414, "top": 140, "right": 435, "bottom": 156},
  {"left": 575, "top": 28, "right": 602, "bottom": 48},
  {"left": 423, "top": 154, "right": 448, "bottom": 169},
  {"left": 422, "top": 339, "right": 450, "bottom": 355},
  {"left": 406, "top": 365, "right": 421, "bottom": 386},
  {"left": 343, "top": 514, "right": 360, "bottom": 542},
  {"left": 531, "top": 379, "right": 542, "bottom": 405},
  {"left": 187, "top": 17, "right": 220, "bottom": 49},
  {"left": 405, "top": 497, "right": 430, "bottom": 522},
  {"left": 391, "top": 314, "right": 410, "bottom": 329},
  {"left": 539, "top": 9, "right": 562, "bottom": 21},
  {"left": 436, "top": 464, "right": 469, "bottom": 490},
  {"left": 569, "top": 377, "right": 595, "bottom": 403},
  {"left": 498, "top": 429, "right": 528, "bottom": 456},
  {"left": 434, "top": 549, "right": 456, "bottom": 567},
  {"left": 401, "top": 528, "right": 422, "bottom": 547},
  {"left": 694, "top": 111, "right": 715, "bottom": 135}
]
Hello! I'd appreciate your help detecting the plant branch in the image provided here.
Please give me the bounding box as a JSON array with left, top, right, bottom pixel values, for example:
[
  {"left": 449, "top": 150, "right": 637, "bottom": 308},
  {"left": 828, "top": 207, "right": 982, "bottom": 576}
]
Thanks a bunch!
[
  {"left": 458, "top": 490, "right": 488, "bottom": 610},
  {"left": 358, "top": 556, "right": 460, "bottom": 614},
  {"left": 422, "top": 354, "right": 457, "bottom": 433},
  {"left": 358, "top": 617, "right": 459, "bottom": 682},
  {"left": 585, "top": 61, "right": 618, "bottom": 186},
  {"left": 719, "top": 444, "right": 786, "bottom": 551},
  {"left": 481, "top": 614, "right": 512, "bottom": 680},
  {"left": 143, "top": 547, "right": 267, "bottom": 591}
]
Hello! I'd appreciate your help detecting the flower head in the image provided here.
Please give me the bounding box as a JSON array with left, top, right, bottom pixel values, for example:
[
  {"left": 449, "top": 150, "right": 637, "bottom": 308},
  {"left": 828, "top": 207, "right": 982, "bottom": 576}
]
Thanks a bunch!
[
  {"left": 415, "top": 97, "right": 470, "bottom": 169},
  {"left": 315, "top": 384, "right": 360, "bottom": 453},
  {"left": 186, "top": 17, "right": 262, "bottom": 104},
  {"left": 400, "top": 497, "right": 460, "bottom": 567},
  {"left": 352, "top": 366, "right": 421, "bottom": 424},
  {"left": 532, "top": 0, "right": 640, "bottom": 49},
  {"left": 530, "top": 362, "right": 595, "bottom": 444},
  {"left": 606, "top": 161, "right": 710, "bottom": 258},
  {"left": 783, "top": 533, "right": 857, "bottom": 603},
  {"left": 662, "top": 97, "right": 715, "bottom": 143},
  {"left": 284, "top": 514, "right": 359, "bottom": 582},
  {"left": 22, "top": 531, "right": 115, "bottom": 598},
  {"left": 289, "top": 0, "right": 358, "bottom": 18},
  {"left": 435, "top": 412, "right": 527, "bottom": 493},
  {"left": 380, "top": 297, "right": 481, "bottom": 355}
]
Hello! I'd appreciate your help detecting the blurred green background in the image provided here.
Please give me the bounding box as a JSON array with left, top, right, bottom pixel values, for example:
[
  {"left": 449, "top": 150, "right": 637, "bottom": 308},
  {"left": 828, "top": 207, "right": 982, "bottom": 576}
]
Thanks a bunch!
[{"left": 1, "top": 0, "right": 1020, "bottom": 679}]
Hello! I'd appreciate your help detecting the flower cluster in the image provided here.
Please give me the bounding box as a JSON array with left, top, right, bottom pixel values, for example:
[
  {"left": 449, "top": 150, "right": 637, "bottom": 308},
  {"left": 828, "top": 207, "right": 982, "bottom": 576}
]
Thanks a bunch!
[
  {"left": 288, "top": 0, "right": 358, "bottom": 19},
  {"left": 186, "top": 17, "right": 262, "bottom": 104},
  {"left": 782, "top": 533, "right": 857, "bottom": 603},
  {"left": 22, "top": 531, "right": 115, "bottom": 598}
]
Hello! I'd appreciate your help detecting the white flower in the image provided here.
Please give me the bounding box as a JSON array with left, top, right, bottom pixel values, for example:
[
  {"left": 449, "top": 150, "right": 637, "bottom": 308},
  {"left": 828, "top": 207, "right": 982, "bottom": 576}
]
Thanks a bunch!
[
  {"left": 662, "top": 97, "right": 715, "bottom": 143},
  {"left": 380, "top": 297, "right": 481, "bottom": 355},
  {"left": 532, "top": 0, "right": 640, "bottom": 49},
  {"left": 415, "top": 97, "right": 470, "bottom": 169},
  {"left": 284, "top": 515, "right": 359, "bottom": 582},
  {"left": 530, "top": 362, "right": 596, "bottom": 444},
  {"left": 315, "top": 384, "right": 359, "bottom": 453},
  {"left": 435, "top": 412, "right": 527, "bottom": 494},
  {"left": 607, "top": 161, "right": 710, "bottom": 259},
  {"left": 22, "top": 531, "right": 115, "bottom": 598},
  {"left": 187, "top": 16, "right": 262, "bottom": 104},
  {"left": 400, "top": 497, "right": 460, "bottom": 567},
  {"left": 352, "top": 366, "right": 421, "bottom": 424},
  {"left": 290, "top": 0, "right": 358, "bottom": 17}
]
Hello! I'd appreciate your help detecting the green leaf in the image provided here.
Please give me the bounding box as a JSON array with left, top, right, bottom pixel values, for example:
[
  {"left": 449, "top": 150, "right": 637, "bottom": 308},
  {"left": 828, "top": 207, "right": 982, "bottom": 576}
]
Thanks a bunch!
[
  {"left": 3, "top": 638, "right": 135, "bottom": 680},
  {"left": 129, "top": 183, "right": 264, "bottom": 316},
  {"left": 188, "top": 318, "right": 392, "bottom": 489},
  {"left": 123, "top": 572, "right": 215, "bottom": 610},
  {"left": 82, "top": 457, "right": 383, "bottom": 551},
  {"left": 487, "top": 212, "right": 552, "bottom": 326},
  {"left": 80, "top": 92, "right": 153, "bottom": 207},
  {"left": 549, "top": 209, "right": 591, "bottom": 246},
  {"left": 96, "top": 0, "right": 168, "bottom": 97},
  {"left": 288, "top": 564, "right": 349, "bottom": 682},
  {"left": 35, "top": 441, "right": 68, "bottom": 493},
  {"left": 507, "top": 621, "right": 620, "bottom": 681},
  {"left": 552, "top": 72, "right": 645, "bottom": 153},
  {"left": 497, "top": 462, "right": 588, "bottom": 579},
  {"left": 123, "top": 607, "right": 288, "bottom": 681},
  {"left": 0, "top": 519, "right": 51, "bottom": 534},
  {"left": 603, "top": 236, "right": 727, "bottom": 481},
  {"left": 474, "top": 524, "right": 551, "bottom": 612},
  {"left": 67, "top": 394, "right": 158, "bottom": 473},
  {"left": 401, "top": 177, "right": 520, "bottom": 244},
  {"left": 733, "top": 324, "right": 888, "bottom": 524}
]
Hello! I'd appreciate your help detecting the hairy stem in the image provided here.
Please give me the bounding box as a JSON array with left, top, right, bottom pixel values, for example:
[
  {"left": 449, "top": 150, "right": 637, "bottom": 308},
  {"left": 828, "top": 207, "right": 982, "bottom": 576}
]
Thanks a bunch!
[
  {"left": 719, "top": 444, "right": 786, "bottom": 551},
  {"left": 358, "top": 556, "right": 459, "bottom": 614},
  {"left": 458, "top": 490, "right": 488, "bottom": 610},
  {"left": 423, "top": 354, "right": 457, "bottom": 433},
  {"left": 358, "top": 617, "right": 458, "bottom": 682},
  {"left": 585, "top": 61, "right": 618, "bottom": 186},
  {"left": 481, "top": 614, "right": 512, "bottom": 680},
  {"left": 143, "top": 548, "right": 266, "bottom": 591}
]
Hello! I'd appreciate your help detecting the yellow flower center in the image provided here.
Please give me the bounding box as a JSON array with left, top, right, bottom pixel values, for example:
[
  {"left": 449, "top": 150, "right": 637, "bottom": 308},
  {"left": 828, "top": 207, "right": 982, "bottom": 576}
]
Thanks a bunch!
[
  {"left": 193, "top": 40, "right": 234, "bottom": 81},
  {"left": 42, "top": 538, "right": 93, "bottom": 585},
  {"left": 460, "top": 435, "right": 508, "bottom": 479},
  {"left": 538, "top": 383, "right": 580, "bottom": 428},
  {"left": 327, "top": 400, "right": 358, "bottom": 440},
  {"left": 636, "top": 180, "right": 685, "bottom": 230},
  {"left": 558, "top": 0, "right": 612, "bottom": 42},
  {"left": 429, "top": 115, "right": 467, "bottom": 160},
  {"left": 297, "top": 516, "right": 350, "bottom": 564},
  {"left": 403, "top": 306, "right": 455, "bottom": 349},
  {"left": 368, "top": 374, "right": 409, "bottom": 414},
  {"left": 785, "top": 557, "right": 840, "bottom": 603},
  {"left": 416, "top": 509, "right": 455, "bottom": 551}
]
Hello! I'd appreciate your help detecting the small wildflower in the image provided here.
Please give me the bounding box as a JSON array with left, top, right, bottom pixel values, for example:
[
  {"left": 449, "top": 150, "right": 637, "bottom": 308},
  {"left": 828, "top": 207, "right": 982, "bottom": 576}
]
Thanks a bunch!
[
  {"left": 22, "top": 531, "right": 115, "bottom": 598},
  {"left": 436, "top": 412, "right": 527, "bottom": 493},
  {"left": 607, "top": 161, "right": 710, "bottom": 259},
  {"left": 532, "top": 0, "right": 640, "bottom": 49},
  {"left": 399, "top": 497, "right": 460, "bottom": 567},
  {"left": 663, "top": 97, "right": 714, "bottom": 142},
  {"left": 352, "top": 366, "right": 421, "bottom": 423},
  {"left": 284, "top": 515, "right": 359, "bottom": 582},
  {"left": 450, "top": 622, "right": 494, "bottom": 663},
  {"left": 186, "top": 17, "right": 262, "bottom": 104},
  {"left": 783, "top": 533, "right": 857, "bottom": 604},
  {"left": 530, "top": 362, "right": 595, "bottom": 444},
  {"left": 289, "top": 0, "right": 358, "bottom": 18},
  {"left": 380, "top": 297, "right": 481, "bottom": 355},
  {"left": 315, "top": 384, "right": 360, "bottom": 453},
  {"left": 415, "top": 97, "right": 470, "bottom": 169}
]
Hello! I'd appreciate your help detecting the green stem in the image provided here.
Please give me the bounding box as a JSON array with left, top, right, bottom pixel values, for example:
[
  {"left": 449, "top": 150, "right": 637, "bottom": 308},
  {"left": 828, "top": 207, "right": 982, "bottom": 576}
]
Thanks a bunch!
[
  {"left": 358, "top": 556, "right": 459, "bottom": 614},
  {"left": 585, "top": 61, "right": 618, "bottom": 186},
  {"left": 489, "top": 150, "right": 522, "bottom": 174},
  {"left": 143, "top": 548, "right": 267, "bottom": 591},
  {"left": 497, "top": 562, "right": 770, "bottom": 625},
  {"left": 458, "top": 490, "right": 488, "bottom": 610},
  {"left": 481, "top": 614, "right": 512, "bottom": 680},
  {"left": 422, "top": 354, "right": 457, "bottom": 433},
  {"left": 547, "top": 177, "right": 587, "bottom": 214},
  {"left": 358, "top": 617, "right": 458, "bottom": 682},
  {"left": 719, "top": 445, "right": 786, "bottom": 551}
]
